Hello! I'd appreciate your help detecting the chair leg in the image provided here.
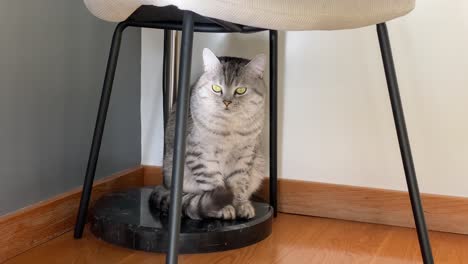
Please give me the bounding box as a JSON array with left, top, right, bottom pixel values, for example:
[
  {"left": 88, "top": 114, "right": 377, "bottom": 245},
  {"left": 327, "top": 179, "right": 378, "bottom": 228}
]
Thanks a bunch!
[
  {"left": 163, "top": 29, "right": 177, "bottom": 128},
  {"left": 166, "top": 11, "right": 194, "bottom": 264},
  {"left": 74, "top": 22, "right": 128, "bottom": 238},
  {"left": 376, "top": 23, "right": 434, "bottom": 264},
  {"left": 163, "top": 29, "right": 170, "bottom": 127},
  {"left": 269, "top": 30, "right": 278, "bottom": 217}
]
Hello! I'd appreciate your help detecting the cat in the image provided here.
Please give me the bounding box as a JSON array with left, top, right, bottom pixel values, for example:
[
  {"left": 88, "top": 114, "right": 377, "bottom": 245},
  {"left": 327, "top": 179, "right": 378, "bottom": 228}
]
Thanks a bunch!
[{"left": 150, "top": 48, "right": 266, "bottom": 220}]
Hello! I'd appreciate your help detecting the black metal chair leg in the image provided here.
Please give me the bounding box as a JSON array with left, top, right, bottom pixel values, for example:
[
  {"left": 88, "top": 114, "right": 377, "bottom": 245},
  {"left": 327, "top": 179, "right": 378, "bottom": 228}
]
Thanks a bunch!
[
  {"left": 377, "top": 23, "right": 434, "bottom": 264},
  {"left": 269, "top": 30, "right": 278, "bottom": 217},
  {"left": 74, "top": 22, "right": 128, "bottom": 239},
  {"left": 163, "top": 29, "right": 171, "bottom": 127},
  {"left": 166, "top": 11, "right": 194, "bottom": 264}
]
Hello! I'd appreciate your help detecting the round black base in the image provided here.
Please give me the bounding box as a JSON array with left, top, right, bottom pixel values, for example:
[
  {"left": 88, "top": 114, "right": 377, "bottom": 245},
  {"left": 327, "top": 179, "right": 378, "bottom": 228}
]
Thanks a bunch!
[{"left": 90, "top": 187, "right": 273, "bottom": 254}]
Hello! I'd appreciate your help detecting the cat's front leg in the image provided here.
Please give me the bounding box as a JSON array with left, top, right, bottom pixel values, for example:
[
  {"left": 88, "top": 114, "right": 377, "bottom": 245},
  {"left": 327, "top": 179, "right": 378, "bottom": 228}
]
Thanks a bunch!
[
  {"left": 226, "top": 154, "right": 265, "bottom": 219},
  {"left": 226, "top": 174, "right": 255, "bottom": 219},
  {"left": 187, "top": 161, "right": 225, "bottom": 192}
]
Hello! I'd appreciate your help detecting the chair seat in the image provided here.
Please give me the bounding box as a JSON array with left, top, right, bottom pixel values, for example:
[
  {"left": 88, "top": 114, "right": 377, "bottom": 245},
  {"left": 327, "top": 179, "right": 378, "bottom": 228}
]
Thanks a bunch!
[{"left": 85, "top": 0, "right": 415, "bottom": 30}]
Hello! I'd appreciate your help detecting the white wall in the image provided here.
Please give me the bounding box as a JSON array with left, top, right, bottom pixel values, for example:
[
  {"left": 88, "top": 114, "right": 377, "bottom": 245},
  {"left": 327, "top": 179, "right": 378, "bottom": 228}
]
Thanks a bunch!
[
  {"left": 142, "top": 1, "right": 468, "bottom": 197},
  {"left": 141, "top": 29, "right": 165, "bottom": 166}
]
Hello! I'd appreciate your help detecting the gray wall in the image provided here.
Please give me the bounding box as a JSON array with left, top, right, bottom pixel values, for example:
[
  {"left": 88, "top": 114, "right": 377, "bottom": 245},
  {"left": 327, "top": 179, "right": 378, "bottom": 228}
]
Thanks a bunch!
[{"left": 0, "top": 1, "right": 141, "bottom": 215}]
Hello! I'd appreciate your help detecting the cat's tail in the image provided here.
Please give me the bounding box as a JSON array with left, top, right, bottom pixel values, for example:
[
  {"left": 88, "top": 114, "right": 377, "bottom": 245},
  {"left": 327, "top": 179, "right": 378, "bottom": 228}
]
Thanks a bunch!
[{"left": 149, "top": 185, "right": 234, "bottom": 220}]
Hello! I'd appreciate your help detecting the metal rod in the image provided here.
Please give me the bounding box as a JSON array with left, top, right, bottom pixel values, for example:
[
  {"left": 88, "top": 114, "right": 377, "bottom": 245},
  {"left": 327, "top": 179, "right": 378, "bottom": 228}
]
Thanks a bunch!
[
  {"left": 269, "top": 30, "right": 278, "bottom": 217},
  {"left": 206, "top": 17, "right": 243, "bottom": 32},
  {"left": 166, "top": 11, "right": 194, "bottom": 264},
  {"left": 74, "top": 22, "right": 127, "bottom": 238},
  {"left": 376, "top": 23, "right": 434, "bottom": 264},
  {"left": 170, "top": 31, "right": 179, "bottom": 111},
  {"left": 163, "top": 30, "right": 177, "bottom": 127},
  {"left": 126, "top": 21, "right": 264, "bottom": 33},
  {"left": 163, "top": 30, "right": 170, "bottom": 127}
]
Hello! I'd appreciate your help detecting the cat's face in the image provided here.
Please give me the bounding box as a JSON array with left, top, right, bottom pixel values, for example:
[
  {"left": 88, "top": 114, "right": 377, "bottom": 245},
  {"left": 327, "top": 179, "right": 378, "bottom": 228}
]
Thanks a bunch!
[{"left": 191, "top": 49, "right": 266, "bottom": 125}]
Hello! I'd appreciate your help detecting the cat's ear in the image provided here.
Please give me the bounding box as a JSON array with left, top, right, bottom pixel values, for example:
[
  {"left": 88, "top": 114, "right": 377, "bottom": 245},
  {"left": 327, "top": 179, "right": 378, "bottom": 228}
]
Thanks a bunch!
[
  {"left": 203, "top": 48, "right": 221, "bottom": 72},
  {"left": 245, "top": 54, "right": 266, "bottom": 79}
]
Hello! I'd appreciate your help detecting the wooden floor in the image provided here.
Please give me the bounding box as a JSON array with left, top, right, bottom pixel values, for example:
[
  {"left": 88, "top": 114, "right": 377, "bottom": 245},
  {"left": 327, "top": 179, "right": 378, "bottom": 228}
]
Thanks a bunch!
[{"left": 5, "top": 213, "right": 468, "bottom": 264}]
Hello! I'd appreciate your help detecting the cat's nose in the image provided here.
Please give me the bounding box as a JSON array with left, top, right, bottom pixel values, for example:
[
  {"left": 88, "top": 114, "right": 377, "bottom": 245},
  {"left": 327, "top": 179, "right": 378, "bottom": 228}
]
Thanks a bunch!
[{"left": 223, "top": 100, "right": 232, "bottom": 107}]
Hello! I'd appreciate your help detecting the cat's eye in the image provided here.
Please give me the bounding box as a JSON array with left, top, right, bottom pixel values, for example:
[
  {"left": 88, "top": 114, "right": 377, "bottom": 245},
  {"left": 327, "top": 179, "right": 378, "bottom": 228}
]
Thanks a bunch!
[
  {"left": 235, "top": 87, "right": 247, "bottom": 95},
  {"left": 212, "top": 84, "right": 222, "bottom": 93}
]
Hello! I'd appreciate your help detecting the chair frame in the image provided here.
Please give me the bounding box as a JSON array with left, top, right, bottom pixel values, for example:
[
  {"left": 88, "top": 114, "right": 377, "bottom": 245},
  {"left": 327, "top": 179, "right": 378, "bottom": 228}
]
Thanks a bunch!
[{"left": 73, "top": 9, "right": 434, "bottom": 264}]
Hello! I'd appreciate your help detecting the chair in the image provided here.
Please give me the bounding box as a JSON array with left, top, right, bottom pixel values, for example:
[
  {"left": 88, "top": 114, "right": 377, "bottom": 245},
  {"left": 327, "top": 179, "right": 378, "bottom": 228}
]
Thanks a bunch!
[{"left": 76, "top": 1, "right": 433, "bottom": 264}]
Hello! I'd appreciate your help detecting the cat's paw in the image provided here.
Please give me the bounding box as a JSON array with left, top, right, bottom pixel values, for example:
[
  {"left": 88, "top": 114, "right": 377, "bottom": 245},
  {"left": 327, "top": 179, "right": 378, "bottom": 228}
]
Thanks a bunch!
[
  {"left": 149, "top": 186, "right": 170, "bottom": 212},
  {"left": 235, "top": 202, "right": 256, "bottom": 219},
  {"left": 219, "top": 205, "right": 236, "bottom": 220}
]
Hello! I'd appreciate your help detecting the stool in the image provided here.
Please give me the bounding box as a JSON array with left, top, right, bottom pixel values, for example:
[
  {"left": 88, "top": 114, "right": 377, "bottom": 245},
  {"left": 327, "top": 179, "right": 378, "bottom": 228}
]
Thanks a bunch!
[
  {"left": 74, "top": 3, "right": 277, "bottom": 258},
  {"left": 75, "top": 1, "right": 433, "bottom": 264}
]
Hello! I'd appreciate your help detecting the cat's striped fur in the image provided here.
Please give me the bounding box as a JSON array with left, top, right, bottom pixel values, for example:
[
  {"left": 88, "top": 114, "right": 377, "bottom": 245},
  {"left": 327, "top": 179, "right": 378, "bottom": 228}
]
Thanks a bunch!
[{"left": 149, "top": 49, "right": 266, "bottom": 220}]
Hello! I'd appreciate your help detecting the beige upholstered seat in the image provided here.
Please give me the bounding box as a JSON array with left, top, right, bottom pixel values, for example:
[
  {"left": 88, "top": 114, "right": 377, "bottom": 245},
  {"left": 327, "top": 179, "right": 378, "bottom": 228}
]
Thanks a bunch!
[{"left": 85, "top": 0, "right": 415, "bottom": 30}]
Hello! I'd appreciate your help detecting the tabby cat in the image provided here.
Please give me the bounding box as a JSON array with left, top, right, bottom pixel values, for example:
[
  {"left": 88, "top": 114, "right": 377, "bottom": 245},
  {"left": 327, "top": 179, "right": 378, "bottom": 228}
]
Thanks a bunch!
[{"left": 150, "top": 48, "right": 266, "bottom": 220}]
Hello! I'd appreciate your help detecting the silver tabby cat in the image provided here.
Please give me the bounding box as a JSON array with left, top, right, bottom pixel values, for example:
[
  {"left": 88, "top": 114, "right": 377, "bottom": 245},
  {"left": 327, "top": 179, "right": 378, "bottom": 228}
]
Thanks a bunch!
[{"left": 149, "top": 48, "right": 266, "bottom": 220}]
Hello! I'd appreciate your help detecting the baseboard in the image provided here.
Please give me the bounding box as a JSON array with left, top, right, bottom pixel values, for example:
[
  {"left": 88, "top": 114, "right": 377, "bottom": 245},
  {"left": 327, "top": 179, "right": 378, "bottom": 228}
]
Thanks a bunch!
[
  {"left": 142, "top": 165, "right": 468, "bottom": 235},
  {"left": 143, "top": 165, "right": 163, "bottom": 186},
  {"left": 274, "top": 179, "right": 468, "bottom": 235},
  {"left": 0, "top": 166, "right": 144, "bottom": 263}
]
